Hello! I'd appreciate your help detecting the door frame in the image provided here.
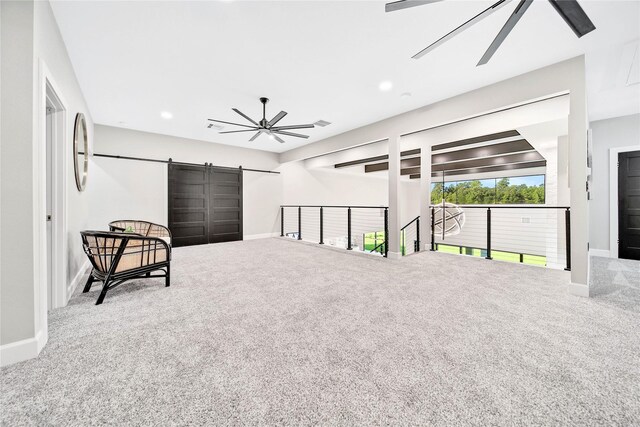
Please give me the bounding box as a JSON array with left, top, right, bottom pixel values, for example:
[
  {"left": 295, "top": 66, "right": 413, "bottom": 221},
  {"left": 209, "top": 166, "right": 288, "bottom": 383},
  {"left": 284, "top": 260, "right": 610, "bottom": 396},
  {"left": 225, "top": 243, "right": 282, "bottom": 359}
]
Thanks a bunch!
[
  {"left": 38, "top": 59, "right": 68, "bottom": 324},
  {"left": 609, "top": 145, "right": 639, "bottom": 258}
]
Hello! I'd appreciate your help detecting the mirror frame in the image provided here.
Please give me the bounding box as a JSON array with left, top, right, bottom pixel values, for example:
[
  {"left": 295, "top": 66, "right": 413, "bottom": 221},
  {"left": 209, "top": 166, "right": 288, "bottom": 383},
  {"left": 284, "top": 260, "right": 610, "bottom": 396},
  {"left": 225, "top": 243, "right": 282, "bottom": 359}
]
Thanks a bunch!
[{"left": 73, "top": 113, "right": 88, "bottom": 192}]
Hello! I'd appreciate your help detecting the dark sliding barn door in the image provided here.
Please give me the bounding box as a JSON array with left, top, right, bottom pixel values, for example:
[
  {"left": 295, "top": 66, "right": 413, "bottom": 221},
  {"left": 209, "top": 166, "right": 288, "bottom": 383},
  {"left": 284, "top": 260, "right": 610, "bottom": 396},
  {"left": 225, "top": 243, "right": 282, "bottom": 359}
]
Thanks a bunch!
[
  {"left": 619, "top": 151, "right": 640, "bottom": 261},
  {"left": 209, "top": 167, "right": 243, "bottom": 243},
  {"left": 168, "top": 164, "right": 243, "bottom": 247}
]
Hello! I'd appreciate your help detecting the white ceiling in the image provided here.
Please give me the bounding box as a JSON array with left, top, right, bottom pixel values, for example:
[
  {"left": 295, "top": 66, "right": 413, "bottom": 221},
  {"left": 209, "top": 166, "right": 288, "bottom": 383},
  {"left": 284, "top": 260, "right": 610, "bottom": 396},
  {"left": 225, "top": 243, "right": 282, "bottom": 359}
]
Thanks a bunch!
[{"left": 50, "top": 0, "right": 640, "bottom": 153}]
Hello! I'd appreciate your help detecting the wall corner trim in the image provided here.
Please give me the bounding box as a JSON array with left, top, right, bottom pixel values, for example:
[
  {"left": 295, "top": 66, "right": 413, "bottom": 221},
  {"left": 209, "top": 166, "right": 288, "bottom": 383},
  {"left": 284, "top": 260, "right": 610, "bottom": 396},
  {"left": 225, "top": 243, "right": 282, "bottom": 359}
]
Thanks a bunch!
[
  {"left": 567, "top": 282, "right": 590, "bottom": 298},
  {"left": 0, "top": 329, "right": 48, "bottom": 367}
]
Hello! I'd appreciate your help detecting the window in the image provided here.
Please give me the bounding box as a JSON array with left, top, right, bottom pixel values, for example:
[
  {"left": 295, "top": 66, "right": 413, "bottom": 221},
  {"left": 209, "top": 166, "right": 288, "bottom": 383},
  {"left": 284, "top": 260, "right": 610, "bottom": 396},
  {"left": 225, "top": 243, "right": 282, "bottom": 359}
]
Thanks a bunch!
[{"left": 430, "top": 174, "right": 545, "bottom": 205}]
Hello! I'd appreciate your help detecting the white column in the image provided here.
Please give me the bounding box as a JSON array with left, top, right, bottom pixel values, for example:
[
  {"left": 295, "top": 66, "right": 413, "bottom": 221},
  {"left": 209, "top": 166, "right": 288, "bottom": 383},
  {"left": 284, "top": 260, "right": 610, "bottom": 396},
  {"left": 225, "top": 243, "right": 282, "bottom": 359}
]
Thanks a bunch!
[
  {"left": 567, "top": 57, "right": 590, "bottom": 296},
  {"left": 387, "top": 135, "right": 402, "bottom": 259},
  {"left": 419, "top": 139, "right": 432, "bottom": 251}
]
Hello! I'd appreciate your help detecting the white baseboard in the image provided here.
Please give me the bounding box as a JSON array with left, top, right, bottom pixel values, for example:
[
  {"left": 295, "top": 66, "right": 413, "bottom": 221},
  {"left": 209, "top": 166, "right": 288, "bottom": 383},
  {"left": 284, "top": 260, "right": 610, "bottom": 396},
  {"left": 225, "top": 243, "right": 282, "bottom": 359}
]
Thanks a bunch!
[
  {"left": 0, "top": 329, "right": 47, "bottom": 367},
  {"left": 244, "top": 232, "right": 279, "bottom": 241},
  {"left": 567, "top": 282, "right": 590, "bottom": 297},
  {"left": 589, "top": 248, "right": 611, "bottom": 258},
  {"left": 547, "top": 262, "right": 567, "bottom": 270},
  {"left": 387, "top": 251, "right": 402, "bottom": 260},
  {"left": 67, "top": 260, "right": 90, "bottom": 302}
]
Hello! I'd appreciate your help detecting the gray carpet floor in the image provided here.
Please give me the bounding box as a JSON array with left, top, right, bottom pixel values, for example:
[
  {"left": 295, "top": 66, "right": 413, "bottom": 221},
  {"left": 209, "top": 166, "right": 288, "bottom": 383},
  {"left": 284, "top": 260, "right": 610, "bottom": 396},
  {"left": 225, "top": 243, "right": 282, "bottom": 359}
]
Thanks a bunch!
[{"left": 2, "top": 238, "right": 639, "bottom": 426}]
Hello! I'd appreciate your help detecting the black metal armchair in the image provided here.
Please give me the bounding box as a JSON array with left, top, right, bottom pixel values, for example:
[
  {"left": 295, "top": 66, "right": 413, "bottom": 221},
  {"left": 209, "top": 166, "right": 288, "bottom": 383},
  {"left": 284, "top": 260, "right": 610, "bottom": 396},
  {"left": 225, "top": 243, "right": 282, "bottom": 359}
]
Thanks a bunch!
[{"left": 80, "top": 231, "right": 171, "bottom": 305}]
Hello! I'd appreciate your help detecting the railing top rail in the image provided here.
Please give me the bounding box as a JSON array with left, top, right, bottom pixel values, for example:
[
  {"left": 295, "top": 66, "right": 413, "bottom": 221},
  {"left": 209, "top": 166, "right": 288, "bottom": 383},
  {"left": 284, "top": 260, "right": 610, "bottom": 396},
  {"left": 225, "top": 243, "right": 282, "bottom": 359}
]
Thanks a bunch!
[
  {"left": 281, "top": 205, "right": 388, "bottom": 209},
  {"left": 401, "top": 216, "right": 421, "bottom": 231},
  {"left": 429, "top": 205, "right": 570, "bottom": 209}
]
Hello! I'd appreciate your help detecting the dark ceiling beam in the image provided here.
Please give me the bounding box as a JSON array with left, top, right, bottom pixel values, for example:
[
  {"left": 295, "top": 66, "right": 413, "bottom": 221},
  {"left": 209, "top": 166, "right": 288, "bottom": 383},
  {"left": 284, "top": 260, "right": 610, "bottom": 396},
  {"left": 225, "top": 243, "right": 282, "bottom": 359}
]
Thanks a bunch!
[
  {"left": 401, "top": 167, "right": 421, "bottom": 176},
  {"left": 369, "top": 155, "right": 544, "bottom": 176},
  {"left": 409, "top": 160, "right": 547, "bottom": 179},
  {"left": 432, "top": 139, "right": 534, "bottom": 164},
  {"left": 334, "top": 155, "right": 389, "bottom": 169},
  {"left": 432, "top": 130, "right": 520, "bottom": 151},
  {"left": 364, "top": 157, "right": 421, "bottom": 173},
  {"left": 431, "top": 151, "right": 544, "bottom": 173},
  {"left": 334, "top": 149, "right": 422, "bottom": 169}
]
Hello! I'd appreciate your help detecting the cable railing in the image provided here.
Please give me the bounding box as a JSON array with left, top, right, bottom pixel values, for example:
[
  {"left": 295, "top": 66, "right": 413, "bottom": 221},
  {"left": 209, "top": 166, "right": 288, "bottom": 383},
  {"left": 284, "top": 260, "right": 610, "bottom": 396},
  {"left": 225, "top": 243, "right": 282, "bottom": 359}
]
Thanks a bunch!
[
  {"left": 280, "top": 205, "right": 389, "bottom": 257},
  {"left": 401, "top": 216, "right": 421, "bottom": 256},
  {"left": 428, "top": 204, "right": 571, "bottom": 270}
]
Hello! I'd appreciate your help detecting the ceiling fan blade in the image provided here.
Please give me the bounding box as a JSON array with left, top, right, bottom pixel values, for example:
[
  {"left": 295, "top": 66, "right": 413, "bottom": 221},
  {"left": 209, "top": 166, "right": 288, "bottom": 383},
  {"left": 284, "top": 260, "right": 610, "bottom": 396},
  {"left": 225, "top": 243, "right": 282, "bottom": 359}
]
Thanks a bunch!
[
  {"left": 385, "top": 0, "right": 443, "bottom": 13},
  {"left": 248, "top": 131, "right": 262, "bottom": 142},
  {"left": 218, "top": 129, "right": 259, "bottom": 134},
  {"left": 270, "top": 124, "right": 315, "bottom": 131},
  {"left": 273, "top": 130, "right": 309, "bottom": 139},
  {"left": 477, "top": 0, "right": 532, "bottom": 66},
  {"left": 232, "top": 108, "right": 259, "bottom": 126},
  {"left": 268, "top": 111, "right": 288, "bottom": 127},
  {"left": 412, "top": 0, "right": 511, "bottom": 59},
  {"left": 272, "top": 134, "right": 286, "bottom": 144},
  {"left": 208, "top": 119, "right": 257, "bottom": 129},
  {"left": 547, "top": 0, "right": 595, "bottom": 38}
]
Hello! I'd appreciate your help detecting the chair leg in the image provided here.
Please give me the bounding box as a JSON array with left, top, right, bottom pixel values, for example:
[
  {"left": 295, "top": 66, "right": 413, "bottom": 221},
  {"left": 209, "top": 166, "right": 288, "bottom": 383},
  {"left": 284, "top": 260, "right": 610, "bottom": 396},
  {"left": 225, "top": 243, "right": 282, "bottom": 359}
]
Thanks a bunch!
[
  {"left": 96, "top": 282, "right": 110, "bottom": 305},
  {"left": 82, "top": 273, "right": 95, "bottom": 293},
  {"left": 165, "top": 264, "right": 170, "bottom": 287}
]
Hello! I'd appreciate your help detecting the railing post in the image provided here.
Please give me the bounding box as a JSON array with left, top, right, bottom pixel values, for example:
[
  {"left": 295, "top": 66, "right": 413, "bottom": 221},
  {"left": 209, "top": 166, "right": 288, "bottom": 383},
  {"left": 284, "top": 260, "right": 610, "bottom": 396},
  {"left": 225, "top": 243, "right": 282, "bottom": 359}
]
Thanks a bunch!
[
  {"left": 565, "top": 208, "right": 571, "bottom": 271},
  {"left": 347, "top": 207, "right": 352, "bottom": 250},
  {"left": 319, "top": 207, "right": 324, "bottom": 244},
  {"left": 297, "top": 206, "right": 302, "bottom": 240},
  {"left": 485, "top": 207, "right": 492, "bottom": 260},
  {"left": 416, "top": 217, "right": 420, "bottom": 252},
  {"left": 280, "top": 206, "right": 284, "bottom": 237},
  {"left": 384, "top": 208, "right": 389, "bottom": 258},
  {"left": 430, "top": 207, "right": 435, "bottom": 251}
]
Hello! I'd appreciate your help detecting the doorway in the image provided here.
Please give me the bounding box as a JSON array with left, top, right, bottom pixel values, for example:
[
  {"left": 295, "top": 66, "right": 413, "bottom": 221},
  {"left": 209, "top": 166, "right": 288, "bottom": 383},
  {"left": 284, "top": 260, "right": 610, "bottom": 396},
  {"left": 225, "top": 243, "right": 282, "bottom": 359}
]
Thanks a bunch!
[
  {"left": 618, "top": 151, "right": 640, "bottom": 260},
  {"left": 45, "top": 82, "right": 66, "bottom": 310},
  {"left": 168, "top": 164, "right": 243, "bottom": 247}
]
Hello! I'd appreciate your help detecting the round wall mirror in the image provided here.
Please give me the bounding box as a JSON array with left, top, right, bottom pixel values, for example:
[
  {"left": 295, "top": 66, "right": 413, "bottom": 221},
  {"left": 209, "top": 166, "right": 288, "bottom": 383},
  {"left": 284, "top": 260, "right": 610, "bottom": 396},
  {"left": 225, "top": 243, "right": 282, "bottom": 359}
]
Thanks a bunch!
[{"left": 73, "top": 113, "right": 88, "bottom": 192}]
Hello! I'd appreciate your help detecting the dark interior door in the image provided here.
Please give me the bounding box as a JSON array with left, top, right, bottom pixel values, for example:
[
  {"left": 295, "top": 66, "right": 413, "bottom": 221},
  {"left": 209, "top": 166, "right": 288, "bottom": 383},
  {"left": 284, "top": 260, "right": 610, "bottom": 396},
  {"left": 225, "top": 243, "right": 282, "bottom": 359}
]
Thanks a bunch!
[
  {"left": 209, "top": 167, "right": 243, "bottom": 243},
  {"left": 168, "top": 164, "right": 243, "bottom": 247},
  {"left": 168, "top": 164, "right": 209, "bottom": 247},
  {"left": 619, "top": 151, "right": 640, "bottom": 260}
]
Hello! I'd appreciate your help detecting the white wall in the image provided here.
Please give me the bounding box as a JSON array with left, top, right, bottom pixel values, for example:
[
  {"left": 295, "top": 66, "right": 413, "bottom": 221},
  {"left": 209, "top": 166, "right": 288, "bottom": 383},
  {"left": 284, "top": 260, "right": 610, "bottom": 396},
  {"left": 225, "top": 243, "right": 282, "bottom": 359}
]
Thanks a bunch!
[
  {"left": 1, "top": 0, "right": 94, "bottom": 361},
  {"left": 281, "top": 162, "right": 387, "bottom": 207},
  {"left": 589, "top": 114, "right": 640, "bottom": 253},
  {"left": 89, "top": 125, "right": 282, "bottom": 239}
]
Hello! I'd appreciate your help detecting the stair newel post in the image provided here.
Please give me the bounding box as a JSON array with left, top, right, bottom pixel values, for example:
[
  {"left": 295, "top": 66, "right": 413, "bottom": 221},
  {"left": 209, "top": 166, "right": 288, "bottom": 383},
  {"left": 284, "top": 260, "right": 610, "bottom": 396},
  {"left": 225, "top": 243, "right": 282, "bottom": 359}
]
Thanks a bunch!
[
  {"left": 298, "top": 206, "right": 302, "bottom": 240},
  {"left": 280, "top": 206, "right": 284, "bottom": 237},
  {"left": 384, "top": 208, "right": 389, "bottom": 258},
  {"left": 416, "top": 217, "right": 420, "bottom": 252},
  {"left": 430, "top": 207, "right": 435, "bottom": 251},
  {"left": 565, "top": 208, "right": 571, "bottom": 271},
  {"left": 347, "top": 207, "right": 352, "bottom": 250},
  {"left": 319, "top": 207, "right": 324, "bottom": 245},
  {"left": 485, "top": 207, "right": 492, "bottom": 260}
]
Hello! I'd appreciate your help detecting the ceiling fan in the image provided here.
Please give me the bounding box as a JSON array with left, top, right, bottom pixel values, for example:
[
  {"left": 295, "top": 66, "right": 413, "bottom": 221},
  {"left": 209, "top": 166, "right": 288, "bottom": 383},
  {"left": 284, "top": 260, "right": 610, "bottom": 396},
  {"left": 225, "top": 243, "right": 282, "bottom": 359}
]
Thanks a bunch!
[
  {"left": 386, "top": 0, "right": 596, "bottom": 66},
  {"left": 207, "top": 97, "right": 315, "bottom": 144}
]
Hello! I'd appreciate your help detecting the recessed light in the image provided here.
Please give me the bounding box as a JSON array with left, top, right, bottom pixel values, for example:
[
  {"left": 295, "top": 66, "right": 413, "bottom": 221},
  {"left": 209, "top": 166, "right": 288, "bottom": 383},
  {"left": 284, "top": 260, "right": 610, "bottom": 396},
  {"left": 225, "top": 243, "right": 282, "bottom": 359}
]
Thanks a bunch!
[
  {"left": 400, "top": 92, "right": 412, "bottom": 99},
  {"left": 268, "top": 134, "right": 275, "bottom": 140},
  {"left": 379, "top": 81, "right": 393, "bottom": 91},
  {"left": 160, "top": 111, "right": 173, "bottom": 119}
]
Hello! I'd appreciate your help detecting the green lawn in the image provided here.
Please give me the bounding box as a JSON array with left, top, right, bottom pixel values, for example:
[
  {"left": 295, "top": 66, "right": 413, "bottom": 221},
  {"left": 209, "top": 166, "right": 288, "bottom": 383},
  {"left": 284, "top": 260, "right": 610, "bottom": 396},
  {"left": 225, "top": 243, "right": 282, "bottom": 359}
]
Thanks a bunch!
[{"left": 435, "top": 244, "right": 546, "bottom": 267}]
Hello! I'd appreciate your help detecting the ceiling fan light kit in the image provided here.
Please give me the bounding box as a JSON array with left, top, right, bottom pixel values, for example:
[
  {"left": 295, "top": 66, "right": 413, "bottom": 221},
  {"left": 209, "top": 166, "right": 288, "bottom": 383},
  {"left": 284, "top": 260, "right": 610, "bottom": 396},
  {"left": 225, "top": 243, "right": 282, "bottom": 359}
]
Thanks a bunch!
[
  {"left": 387, "top": 0, "right": 596, "bottom": 65},
  {"left": 208, "top": 97, "right": 316, "bottom": 144}
]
